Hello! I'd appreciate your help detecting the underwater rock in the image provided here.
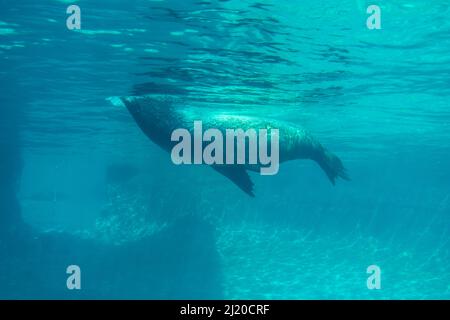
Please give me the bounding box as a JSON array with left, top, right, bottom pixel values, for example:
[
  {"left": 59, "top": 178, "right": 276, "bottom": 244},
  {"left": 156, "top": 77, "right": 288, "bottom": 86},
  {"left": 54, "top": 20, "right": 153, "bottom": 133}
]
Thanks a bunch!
[{"left": 0, "top": 215, "right": 222, "bottom": 299}]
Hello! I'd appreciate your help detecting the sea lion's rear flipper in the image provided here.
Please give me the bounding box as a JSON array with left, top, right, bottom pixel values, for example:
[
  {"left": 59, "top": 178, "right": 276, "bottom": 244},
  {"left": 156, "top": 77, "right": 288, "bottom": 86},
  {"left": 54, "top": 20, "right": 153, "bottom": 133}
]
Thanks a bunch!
[
  {"left": 212, "top": 165, "right": 255, "bottom": 197},
  {"left": 316, "top": 149, "right": 350, "bottom": 185}
]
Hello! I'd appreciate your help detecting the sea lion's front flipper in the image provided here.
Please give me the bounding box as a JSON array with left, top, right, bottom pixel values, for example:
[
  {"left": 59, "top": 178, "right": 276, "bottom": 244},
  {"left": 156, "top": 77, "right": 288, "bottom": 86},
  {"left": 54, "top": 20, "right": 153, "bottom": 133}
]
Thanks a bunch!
[{"left": 212, "top": 165, "right": 255, "bottom": 197}]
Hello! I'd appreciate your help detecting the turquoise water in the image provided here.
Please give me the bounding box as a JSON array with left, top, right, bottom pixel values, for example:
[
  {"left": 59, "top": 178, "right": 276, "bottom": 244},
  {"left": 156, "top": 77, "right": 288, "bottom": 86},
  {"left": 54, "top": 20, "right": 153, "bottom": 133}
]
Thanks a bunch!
[{"left": 1, "top": 0, "right": 450, "bottom": 299}]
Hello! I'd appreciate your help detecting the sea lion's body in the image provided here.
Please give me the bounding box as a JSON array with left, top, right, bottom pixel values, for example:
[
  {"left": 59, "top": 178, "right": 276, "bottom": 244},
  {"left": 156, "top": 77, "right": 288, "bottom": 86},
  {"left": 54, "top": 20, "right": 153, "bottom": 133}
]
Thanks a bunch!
[{"left": 120, "top": 96, "right": 349, "bottom": 196}]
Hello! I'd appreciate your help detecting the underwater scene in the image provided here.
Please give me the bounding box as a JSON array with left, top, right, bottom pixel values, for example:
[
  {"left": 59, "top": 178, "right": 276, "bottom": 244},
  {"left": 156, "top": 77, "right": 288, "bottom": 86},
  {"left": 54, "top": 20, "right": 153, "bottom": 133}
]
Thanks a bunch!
[{"left": 1, "top": 0, "right": 450, "bottom": 299}]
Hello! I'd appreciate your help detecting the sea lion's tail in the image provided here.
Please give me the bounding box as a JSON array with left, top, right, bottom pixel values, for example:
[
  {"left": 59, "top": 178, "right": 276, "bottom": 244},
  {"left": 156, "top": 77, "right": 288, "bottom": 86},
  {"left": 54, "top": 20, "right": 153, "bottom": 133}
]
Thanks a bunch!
[{"left": 316, "top": 149, "right": 350, "bottom": 185}]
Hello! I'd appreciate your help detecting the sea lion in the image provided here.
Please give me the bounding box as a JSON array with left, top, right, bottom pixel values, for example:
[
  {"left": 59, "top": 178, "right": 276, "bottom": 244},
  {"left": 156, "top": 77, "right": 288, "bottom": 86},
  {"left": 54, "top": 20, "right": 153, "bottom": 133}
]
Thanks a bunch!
[{"left": 118, "top": 96, "right": 349, "bottom": 196}]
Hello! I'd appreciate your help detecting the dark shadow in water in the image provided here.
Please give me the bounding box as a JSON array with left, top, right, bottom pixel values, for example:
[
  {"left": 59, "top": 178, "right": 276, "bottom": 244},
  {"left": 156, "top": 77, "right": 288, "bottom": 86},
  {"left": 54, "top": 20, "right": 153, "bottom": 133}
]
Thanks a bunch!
[
  {"left": 0, "top": 72, "right": 223, "bottom": 300},
  {"left": 106, "top": 163, "right": 140, "bottom": 185},
  {"left": 0, "top": 73, "right": 25, "bottom": 238}
]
